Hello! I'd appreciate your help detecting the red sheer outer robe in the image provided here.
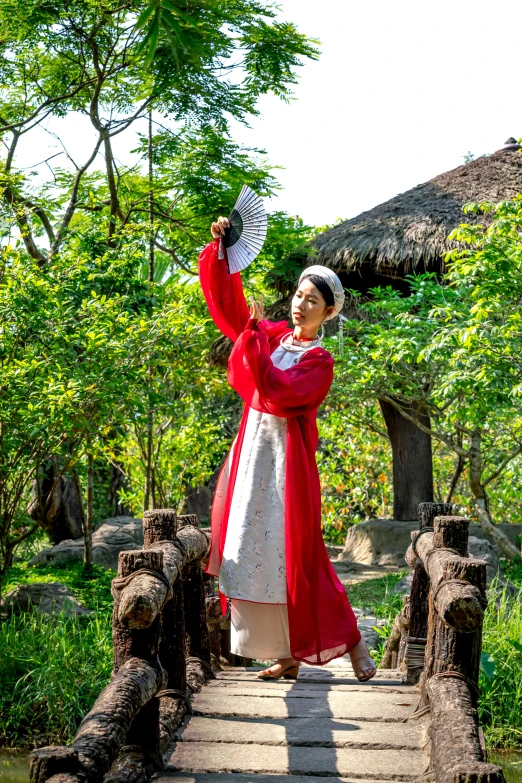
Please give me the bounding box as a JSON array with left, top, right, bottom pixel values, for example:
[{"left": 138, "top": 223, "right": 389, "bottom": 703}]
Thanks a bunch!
[{"left": 199, "top": 239, "right": 361, "bottom": 664}]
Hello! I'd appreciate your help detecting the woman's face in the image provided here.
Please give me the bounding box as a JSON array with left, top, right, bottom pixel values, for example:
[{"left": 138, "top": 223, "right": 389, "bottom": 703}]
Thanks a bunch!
[{"left": 291, "top": 278, "right": 334, "bottom": 334}]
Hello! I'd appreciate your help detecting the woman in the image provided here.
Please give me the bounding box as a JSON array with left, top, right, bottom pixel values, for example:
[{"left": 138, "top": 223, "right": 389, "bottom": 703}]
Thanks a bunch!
[{"left": 199, "top": 216, "right": 376, "bottom": 682}]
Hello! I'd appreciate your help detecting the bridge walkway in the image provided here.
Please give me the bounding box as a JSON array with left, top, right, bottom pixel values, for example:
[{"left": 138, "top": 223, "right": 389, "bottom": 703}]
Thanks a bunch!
[{"left": 158, "top": 657, "right": 426, "bottom": 783}]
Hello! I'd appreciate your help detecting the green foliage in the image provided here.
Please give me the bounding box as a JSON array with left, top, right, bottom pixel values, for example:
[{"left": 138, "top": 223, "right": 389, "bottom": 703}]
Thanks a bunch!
[
  {"left": 479, "top": 583, "right": 522, "bottom": 748},
  {"left": 0, "top": 563, "right": 113, "bottom": 748},
  {"left": 318, "top": 403, "right": 393, "bottom": 543},
  {"left": 0, "top": 609, "right": 112, "bottom": 749},
  {"left": 134, "top": 0, "right": 319, "bottom": 95}
]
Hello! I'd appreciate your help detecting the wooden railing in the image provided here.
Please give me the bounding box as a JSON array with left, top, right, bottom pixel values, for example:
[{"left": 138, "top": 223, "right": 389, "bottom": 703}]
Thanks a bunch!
[
  {"left": 29, "top": 511, "right": 234, "bottom": 783},
  {"left": 382, "top": 502, "right": 506, "bottom": 783}
]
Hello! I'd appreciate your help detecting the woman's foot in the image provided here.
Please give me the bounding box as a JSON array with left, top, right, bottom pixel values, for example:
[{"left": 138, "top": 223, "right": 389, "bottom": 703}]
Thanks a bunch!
[
  {"left": 257, "top": 657, "right": 300, "bottom": 680},
  {"left": 348, "top": 638, "right": 377, "bottom": 682}
]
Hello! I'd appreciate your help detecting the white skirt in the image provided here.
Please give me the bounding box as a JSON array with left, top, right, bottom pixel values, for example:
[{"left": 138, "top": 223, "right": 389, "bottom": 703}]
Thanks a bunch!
[{"left": 230, "top": 599, "right": 291, "bottom": 659}]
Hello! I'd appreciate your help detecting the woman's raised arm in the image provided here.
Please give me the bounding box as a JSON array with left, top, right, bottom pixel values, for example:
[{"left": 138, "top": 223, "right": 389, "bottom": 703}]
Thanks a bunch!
[
  {"left": 198, "top": 235, "right": 251, "bottom": 343},
  {"left": 227, "top": 319, "right": 334, "bottom": 418}
]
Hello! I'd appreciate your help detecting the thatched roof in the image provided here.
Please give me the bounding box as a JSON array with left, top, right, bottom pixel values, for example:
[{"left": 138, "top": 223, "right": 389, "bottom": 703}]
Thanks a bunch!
[{"left": 312, "top": 143, "right": 522, "bottom": 279}]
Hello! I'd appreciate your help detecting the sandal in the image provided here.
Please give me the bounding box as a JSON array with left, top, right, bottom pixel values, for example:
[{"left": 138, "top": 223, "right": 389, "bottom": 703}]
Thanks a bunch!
[
  {"left": 351, "top": 655, "right": 377, "bottom": 682},
  {"left": 257, "top": 662, "right": 300, "bottom": 680}
]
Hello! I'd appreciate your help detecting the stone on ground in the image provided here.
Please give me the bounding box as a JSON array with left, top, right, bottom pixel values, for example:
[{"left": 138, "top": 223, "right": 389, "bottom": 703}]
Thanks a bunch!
[
  {"left": 28, "top": 516, "right": 143, "bottom": 569},
  {"left": 0, "top": 582, "right": 92, "bottom": 617}
]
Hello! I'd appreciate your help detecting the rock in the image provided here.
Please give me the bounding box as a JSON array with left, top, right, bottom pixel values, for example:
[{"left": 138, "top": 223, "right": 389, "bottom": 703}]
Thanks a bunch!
[
  {"left": 325, "top": 543, "right": 343, "bottom": 559},
  {"left": 28, "top": 516, "right": 143, "bottom": 570},
  {"left": 340, "top": 518, "right": 522, "bottom": 566},
  {"left": 340, "top": 519, "right": 417, "bottom": 566},
  {"left": 0, "top": 582, "right": 92, "bottom": 617}
]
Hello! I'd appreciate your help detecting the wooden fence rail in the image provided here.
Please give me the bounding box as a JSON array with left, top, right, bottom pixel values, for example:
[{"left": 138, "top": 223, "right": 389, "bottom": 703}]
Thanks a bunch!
[
  {"left": 381, "top": 502, "right": 506, "bottom": 783},
  {"left": 29, "top": 511, "right": 233, "bottom": 783}
]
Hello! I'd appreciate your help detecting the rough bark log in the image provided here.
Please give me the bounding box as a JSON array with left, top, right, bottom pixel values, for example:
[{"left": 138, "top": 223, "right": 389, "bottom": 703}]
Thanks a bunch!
[
  {"left": 405, "top": 503, "right": 452, "bottom": 683},
  {"left": 379, "top": 400, "right": 434, "bottom": 521},
  {"left": 418, "top": 502, "right": 454, "bottom": 531},
  {"left": 380, "top": 597, "right": 409, "bottom": 669},
  {"left": 74, "top": 659, "right": 164, "bottom": 779},
  {"left": 104, "top": 698, "right": 163, "bottom": 783},
  {"left": 186, "top": 656, "right": 212, "bottom": 692},
  {"left": 408, "top": 518, "right": 485, "bottom": 632},
  {"left": 428, "top": 677, "right": 505, "bottom": 783},
  {"left": 143, "top": 509, "right": 177, "bottom": 548},
  {"left": 424, "top": 560, "right": 486, "bottom": 690},
  {"left": 29, "top": 747, "right": 83, "bottom": 783},
  {"left": 117, "top": 527, "right": 209, "bottom": 628},
  {"left": 206, "top": 594, "right": 224, "bottom": 669},
  {"left": 112, "top": 551, "right": 164, "bottom": 673},
  {"left": 158, "top": 694, "right": 187, "bottom": 755},
  {"left": 42, "top": 777, "right": 80, "bottom": 783}
]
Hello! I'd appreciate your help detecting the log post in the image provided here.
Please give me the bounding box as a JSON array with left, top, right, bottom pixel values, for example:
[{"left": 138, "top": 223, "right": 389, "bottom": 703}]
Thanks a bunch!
[
  {"left": 405, "top": 502, "right": 452, "bottom": 683},
  {"left": 105, "top": 550, "right": 166, "bottom": 782},
  {"left": 421, "top": 517, "right": 502, "bottom": 781},
  {"left": 178, "top": 515, "right": 214, "bottom": 689},
  {"left": 112, "top": 550, "right": 165, "bottom": 674},
  {"left": 143, "top": 510, "right": 190, "bottom": 755}
]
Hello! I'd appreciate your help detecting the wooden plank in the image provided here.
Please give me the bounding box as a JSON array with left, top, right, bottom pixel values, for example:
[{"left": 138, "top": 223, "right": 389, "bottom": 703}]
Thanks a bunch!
[
  {"left": 191, "top": 693, "right": 417, "bottom": 722},
  {"left": 206, "top": 681, "right": 414, "bottom": 696},
  {"left": 167, "top": 741, "right": 425, "bottom": 780},
  {"left": 179, "top": 716, "right": 422, "bottom": 750},
  {"left": 158, "top": 774, "right": 396, "bottom": 783}
]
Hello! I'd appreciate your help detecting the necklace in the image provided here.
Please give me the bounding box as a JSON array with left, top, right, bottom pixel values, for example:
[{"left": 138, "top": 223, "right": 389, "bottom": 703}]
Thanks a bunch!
[{"left": 279, "top": 330, "right": 322, "bottom": 352}]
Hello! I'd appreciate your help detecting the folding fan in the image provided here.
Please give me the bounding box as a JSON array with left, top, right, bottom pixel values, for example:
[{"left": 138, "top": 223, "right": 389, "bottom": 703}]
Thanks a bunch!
[{"left": 219, "top": 185, "right": 267, "bottom": 274}]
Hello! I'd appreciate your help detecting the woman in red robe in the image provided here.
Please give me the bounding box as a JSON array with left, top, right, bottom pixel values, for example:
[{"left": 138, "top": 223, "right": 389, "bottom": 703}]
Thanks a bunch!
[{"left": 199, "top": 217, "right": 376, "bottom": 682}]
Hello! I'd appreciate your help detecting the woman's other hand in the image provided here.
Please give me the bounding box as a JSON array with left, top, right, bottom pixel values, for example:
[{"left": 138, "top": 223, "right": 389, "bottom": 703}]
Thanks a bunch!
[
  {"left": 211, "top": 216, "right": 230, "bottom": 238},
  {"left": 249, "top": 295, "right": 264, "bottom": 322}
]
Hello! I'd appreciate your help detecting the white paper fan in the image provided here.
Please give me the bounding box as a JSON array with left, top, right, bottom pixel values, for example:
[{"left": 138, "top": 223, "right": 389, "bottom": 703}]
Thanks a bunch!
[{"left": 222, "top": 185, "right": 267, "bottom": 274}]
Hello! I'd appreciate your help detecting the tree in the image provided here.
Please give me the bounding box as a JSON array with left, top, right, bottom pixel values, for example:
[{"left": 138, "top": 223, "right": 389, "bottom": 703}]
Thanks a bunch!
[
  {"left": 331, "top": 271, "right": 521, "bottom": 561},
  {"left": 0, "top": 0, "right": 320, "bottom": 564}
]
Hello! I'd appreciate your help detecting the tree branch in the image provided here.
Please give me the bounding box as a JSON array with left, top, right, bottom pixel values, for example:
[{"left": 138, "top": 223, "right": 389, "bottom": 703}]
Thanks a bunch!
[{"left": 483, "top": 443, "right": 522, "bottom": 487}]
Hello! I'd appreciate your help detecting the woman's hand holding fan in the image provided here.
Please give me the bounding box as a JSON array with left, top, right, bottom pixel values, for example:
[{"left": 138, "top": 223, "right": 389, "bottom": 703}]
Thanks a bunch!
[
  {"left": 210, "top": 186, "right": 267, "bottom": 274},
  {"left": 211, "top": 216, "right": 229, "bottom": 238}
]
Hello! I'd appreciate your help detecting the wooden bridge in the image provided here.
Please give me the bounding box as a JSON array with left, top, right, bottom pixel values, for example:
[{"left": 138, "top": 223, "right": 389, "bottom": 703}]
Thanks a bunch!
[{"left": 29, "top": 504, "right": 506, "bottom": 783}]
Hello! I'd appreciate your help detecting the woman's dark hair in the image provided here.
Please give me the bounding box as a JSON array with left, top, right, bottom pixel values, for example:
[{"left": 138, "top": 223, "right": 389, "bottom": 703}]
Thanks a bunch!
[{"left": 300, "top": 274, "right": 334, "bottom": 309}]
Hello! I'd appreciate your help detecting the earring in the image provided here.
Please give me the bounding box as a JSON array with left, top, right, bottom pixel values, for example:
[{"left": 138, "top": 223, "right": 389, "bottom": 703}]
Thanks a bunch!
[{"left": 319, "top": 322, "right": 326, "bottom": 341}]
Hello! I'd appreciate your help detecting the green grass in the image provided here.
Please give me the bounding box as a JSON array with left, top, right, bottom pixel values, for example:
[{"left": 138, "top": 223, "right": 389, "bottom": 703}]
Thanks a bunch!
[
  {"left": 0, "top": 563, "right": 114, "bottom": 750},
  {"left": 345, "top": 571, "right": 408, "bottom": 665},
  {"left": 479, "top": 582, "right": 522, "bottom": 749},
  {"left": 346, "top": 571, "right": 407, "bottom": 621}
]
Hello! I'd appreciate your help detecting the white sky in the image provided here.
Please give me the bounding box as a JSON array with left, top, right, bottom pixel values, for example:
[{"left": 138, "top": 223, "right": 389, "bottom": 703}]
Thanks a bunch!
[{"left": 10, "top": 0, "right": 522, "bottom": 227}]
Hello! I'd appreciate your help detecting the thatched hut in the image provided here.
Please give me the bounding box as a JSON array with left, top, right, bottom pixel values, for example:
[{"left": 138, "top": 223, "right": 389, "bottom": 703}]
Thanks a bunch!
[
  {"left": 208, "top": 139, "right": 522, "bottom": 520},
  {"left": 311, "top": 139, "right": 522, "bottom": 293}
]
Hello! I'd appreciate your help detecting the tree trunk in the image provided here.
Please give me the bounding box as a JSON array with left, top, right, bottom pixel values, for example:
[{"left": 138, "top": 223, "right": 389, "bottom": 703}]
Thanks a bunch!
[
  {"left": 379, "top": 398, "right": 434, "bottom": 520},
  {"left": 28, "top": 458, "right": 84, "bottom": 543}
]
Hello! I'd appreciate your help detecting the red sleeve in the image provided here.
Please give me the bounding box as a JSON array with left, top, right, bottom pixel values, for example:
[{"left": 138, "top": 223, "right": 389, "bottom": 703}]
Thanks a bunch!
[
  {"left": 198, "top": 239, "right": 251, "bottom": 342},
  {"left": 227, "top": 319, "right": 334, "bottom": 418}
]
